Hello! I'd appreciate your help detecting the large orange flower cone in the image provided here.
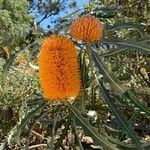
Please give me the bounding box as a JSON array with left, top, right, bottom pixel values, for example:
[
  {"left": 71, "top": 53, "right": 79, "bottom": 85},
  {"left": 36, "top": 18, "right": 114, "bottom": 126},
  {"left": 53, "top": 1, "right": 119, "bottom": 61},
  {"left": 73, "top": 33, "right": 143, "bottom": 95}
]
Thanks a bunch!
[{"left": 38, "top": 35, "right": 81, "bottom": 100}]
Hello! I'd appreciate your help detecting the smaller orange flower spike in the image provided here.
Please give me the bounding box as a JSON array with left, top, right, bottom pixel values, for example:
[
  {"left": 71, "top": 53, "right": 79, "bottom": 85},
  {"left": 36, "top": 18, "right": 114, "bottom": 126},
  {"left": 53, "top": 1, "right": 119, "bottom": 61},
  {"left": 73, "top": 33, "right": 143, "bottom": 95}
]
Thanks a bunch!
[
  {"left": 38, "top": 35, "right": 81, "bottom": 100},
  {"left": 70, "top": 15, "right": 103, "bottom": 42},
  {"left": 2, "top": 47, "right": 9, "bottom": 59}
]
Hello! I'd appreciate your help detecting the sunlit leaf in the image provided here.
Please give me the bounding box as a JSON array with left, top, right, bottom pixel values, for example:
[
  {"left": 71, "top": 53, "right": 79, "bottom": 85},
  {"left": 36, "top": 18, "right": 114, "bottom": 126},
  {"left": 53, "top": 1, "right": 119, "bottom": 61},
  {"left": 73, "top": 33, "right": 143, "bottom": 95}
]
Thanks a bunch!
[{"left": 101, "top": 39, "right": 150, "bottom": 55}]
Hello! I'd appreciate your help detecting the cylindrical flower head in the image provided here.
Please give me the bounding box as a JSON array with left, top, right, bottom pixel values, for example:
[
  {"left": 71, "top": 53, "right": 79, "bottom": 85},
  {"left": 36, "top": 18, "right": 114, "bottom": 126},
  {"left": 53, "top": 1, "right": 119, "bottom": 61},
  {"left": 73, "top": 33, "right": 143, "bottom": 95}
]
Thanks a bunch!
[
  {"left": 70, "top": 15, "right": 103, "bottom": 42},
  {"left": 38, "top": 35, "right": 81, "bottom": 100}
]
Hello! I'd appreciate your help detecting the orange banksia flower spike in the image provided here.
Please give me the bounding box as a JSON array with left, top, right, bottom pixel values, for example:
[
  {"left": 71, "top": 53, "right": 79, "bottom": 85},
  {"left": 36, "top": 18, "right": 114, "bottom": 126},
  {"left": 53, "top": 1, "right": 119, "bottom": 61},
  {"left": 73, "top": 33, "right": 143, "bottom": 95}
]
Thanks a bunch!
[
  {"left": 70, "top": 15, "right": 103, "bottom": 42},
  {"left": 2, "top": 47, "right": 9, "bottom": 59},
  {"left": 38, "top": 35, "right": 81, "bottom": 100}
]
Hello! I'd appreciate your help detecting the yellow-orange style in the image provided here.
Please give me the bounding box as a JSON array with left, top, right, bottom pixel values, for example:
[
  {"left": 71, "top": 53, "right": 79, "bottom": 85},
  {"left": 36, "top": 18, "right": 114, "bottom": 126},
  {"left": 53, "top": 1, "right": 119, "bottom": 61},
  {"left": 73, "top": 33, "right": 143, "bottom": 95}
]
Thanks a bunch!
[
  {"left": 38, "top": 35, "right": 80, "bottom": 100},
  {"left": 71, "top": 15, "right": 103, "bottom": 42}
]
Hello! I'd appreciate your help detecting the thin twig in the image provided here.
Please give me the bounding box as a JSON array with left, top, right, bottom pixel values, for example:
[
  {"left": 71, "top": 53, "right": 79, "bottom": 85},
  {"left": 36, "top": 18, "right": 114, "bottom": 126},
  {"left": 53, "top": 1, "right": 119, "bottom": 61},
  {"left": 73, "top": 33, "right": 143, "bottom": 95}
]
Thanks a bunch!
[
  {"left": 29, "top": 144, "right": 47, "bottom": 149},
  {"left": 31, "top": 130, "right": 50, "bottom": 141}
]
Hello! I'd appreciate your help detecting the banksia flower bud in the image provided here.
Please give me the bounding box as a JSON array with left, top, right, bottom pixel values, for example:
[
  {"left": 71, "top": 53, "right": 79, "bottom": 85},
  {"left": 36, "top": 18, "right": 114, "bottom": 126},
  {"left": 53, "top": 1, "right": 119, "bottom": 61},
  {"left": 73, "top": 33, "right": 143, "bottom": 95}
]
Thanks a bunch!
[
  {"left": 70, "top": 15, "right": 103, "bottom": 42},
  {"left": 38, "top": 35, "right": 81, "bottom": 100}
]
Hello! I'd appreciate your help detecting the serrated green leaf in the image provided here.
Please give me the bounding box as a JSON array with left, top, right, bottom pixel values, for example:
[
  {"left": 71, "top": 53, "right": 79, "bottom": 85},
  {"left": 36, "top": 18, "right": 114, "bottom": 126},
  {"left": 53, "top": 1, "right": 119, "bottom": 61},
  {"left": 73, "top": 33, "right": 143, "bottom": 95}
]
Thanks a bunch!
[
  {"left": 71, "top": 119, "right": 84, "bottom": 150},
  {"left": 100, "top": 48, "right": 126, "bottom": 57},
  {"left": 108, "top": 137, "right": 150, "bottom": 150},
  {"left": 104, "top": 125, "right": 121, "bottom": 135},
  {"left": 92, "top": 50, "right": 129, "bottom": 95},
  {"left": 122, "top": 91, "right": 150, "bottom": 116},
  {"left": 67, "top": 102, "right": 119, "bottom": 150},
  {"left": 106, "top": 23, "right": 144, "bottom": 35},
  {"left": 95, "top": 80, "right": 141, "bottom": 148},
  {"left": 97, "top": 7, "right": 117, "bottom": 14},
  {"left": 134, "top": 87, "right": 150, "bottom": 95},
  {"left": 101, "top": 39, "right": 150, "bottom": 55},
  {"left": 7, "top": 101, "right": 46, "bottom": 144},
  {"left": 27, "top": 96, "right": 43, "bottom": 107}
]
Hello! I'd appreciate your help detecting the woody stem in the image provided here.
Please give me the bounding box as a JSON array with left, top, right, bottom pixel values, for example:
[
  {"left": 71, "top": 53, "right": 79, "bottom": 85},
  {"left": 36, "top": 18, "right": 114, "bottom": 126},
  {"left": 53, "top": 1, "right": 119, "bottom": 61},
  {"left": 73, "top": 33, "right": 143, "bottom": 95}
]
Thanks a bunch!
[{"left": 85, "top": 43, "right": 94, "bottom": 77}]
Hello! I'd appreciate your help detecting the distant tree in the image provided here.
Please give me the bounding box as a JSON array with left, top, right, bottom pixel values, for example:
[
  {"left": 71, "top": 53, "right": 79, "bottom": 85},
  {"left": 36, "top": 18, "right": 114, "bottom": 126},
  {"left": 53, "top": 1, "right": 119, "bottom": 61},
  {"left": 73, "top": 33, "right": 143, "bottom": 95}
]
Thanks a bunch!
[
  {"left": 27, "top": 0, "right": 77, "bottom": 29},
  {"left": 0, "top": 0, "right": 33, "bottom": 48},
  {"left": 88, "top": 0, "right": 150, "bottom": 33}
]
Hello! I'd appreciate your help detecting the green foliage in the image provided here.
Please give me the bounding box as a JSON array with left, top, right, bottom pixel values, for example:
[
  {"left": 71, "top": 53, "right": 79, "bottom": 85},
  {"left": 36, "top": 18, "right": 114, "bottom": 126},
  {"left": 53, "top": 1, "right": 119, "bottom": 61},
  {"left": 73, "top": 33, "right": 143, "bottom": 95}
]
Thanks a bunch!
[
  {"left": 101, "top": 38, "right": 150, "bottom": 55},
  {"left": 97, "top": 82, "right": 140, "bottom": 147},
  {"left": 0, "top": 0, "right": 150, "bottom": 149},
  {"left": 68, "top": 102, "right": 118, "bottom": 150},
  {"left": 0, "top": 0, "right": 33, "bottom": 48}
]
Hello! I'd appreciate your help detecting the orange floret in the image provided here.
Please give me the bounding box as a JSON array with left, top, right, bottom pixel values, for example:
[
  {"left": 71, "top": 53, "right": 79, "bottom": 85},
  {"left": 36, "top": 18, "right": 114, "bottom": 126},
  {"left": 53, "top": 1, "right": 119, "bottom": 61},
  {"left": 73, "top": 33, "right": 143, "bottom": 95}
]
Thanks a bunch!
[
  {"left": 38, "top": 35, "right": 81, "bottom": 100},
  {"left": 70, "top": 15, "right": 103, "bottom": 42}
]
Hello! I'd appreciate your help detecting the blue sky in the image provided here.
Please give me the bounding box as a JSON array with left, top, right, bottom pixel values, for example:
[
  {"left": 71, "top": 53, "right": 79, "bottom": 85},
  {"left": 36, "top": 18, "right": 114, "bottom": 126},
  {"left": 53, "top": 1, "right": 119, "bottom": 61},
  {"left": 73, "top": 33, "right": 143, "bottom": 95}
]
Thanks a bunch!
[
  {"left": 39, "top": 0, "right": 89, "bottom": 29},
  {"left": 76, "top": 0, "right": 89, "bottom": 7}
]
